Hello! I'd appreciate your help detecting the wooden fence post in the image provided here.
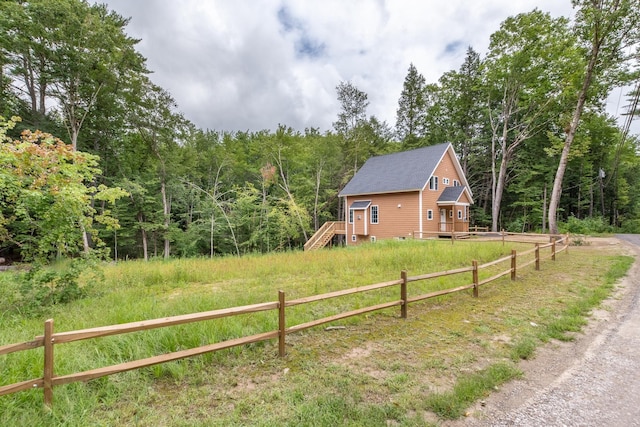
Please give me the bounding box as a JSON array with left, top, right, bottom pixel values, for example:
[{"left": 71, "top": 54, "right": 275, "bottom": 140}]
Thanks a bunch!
[
  {"left": 278, "top": 291, "right": 286, "bottom": 357},
  {"left": 552, "top": 237, "right": 556, "bottom": 261},
  {"left": 400, "top": 270, "right": 408, "bottom": 319},
  {"left": 43, "top": 319, "right": 54, "bottom": 407},
  {"left": 565, "top": 233, "right": 569, "bottom": 254},
  {"left": 501, "top": 229, "right": 505, "bottom": 246},
  {"left": 535, "top": 243, "right": 540, "bottom": 271},
  {"left": 511, "top": 249, "right": 516, "bottom": 281},
  {"left": 472, "top": 260, "right": 479, "bottom": 298}
]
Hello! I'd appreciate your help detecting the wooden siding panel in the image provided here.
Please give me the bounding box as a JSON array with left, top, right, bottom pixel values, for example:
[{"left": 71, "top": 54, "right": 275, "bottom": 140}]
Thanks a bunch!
[{"left": 343, "top": 149, "right": 472, "bottom": 245}]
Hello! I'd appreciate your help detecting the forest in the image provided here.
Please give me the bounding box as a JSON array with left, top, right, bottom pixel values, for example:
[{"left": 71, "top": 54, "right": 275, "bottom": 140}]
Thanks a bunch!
[{"left": 0, "top": 0, "right": 639, "bottom": 263}]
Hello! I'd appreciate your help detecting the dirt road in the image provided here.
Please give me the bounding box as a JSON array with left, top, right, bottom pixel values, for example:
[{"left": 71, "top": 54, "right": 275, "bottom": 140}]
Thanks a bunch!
[{"left": 445, "top": 235, "right": 640, "bottom": 427}]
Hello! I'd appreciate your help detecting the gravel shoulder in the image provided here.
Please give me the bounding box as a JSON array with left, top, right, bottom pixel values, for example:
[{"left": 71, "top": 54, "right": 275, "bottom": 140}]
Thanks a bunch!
[{"left": 443, "top": 235, "right": 640, "bottom": 427}]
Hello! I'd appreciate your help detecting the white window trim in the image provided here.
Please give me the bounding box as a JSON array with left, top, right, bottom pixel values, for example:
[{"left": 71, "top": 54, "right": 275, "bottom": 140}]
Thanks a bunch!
[
  {"left": 351, "top": 234, "right": 357, "bottom": 242},
  {"left": 443, "top": 177, "right": 449, "bottom": 185},
  {"left": 429, "top": 176, "right": 438, "bottom": 191},
  {"left": 458, "top": 209, "right": 462, "bottom": 219},
  {"left": 427, "top": 209, "right": 433, "bottom": 220},
  {"left": 349, "top": 209, "right": 354, "bottom": 224},
  {"left": 370, "top": 205, "right": 379, "bottom": 224},
  {"left": 449, "top": 210, "right": 453, "bottom": 218}
]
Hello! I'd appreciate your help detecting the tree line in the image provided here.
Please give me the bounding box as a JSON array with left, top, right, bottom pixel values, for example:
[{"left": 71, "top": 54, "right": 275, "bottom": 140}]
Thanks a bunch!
[{"left": 0, "top": 0, "right": 639, "bottom": 262}]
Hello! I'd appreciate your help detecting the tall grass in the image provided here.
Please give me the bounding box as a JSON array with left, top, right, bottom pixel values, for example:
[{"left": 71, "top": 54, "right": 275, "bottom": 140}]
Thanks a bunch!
[{"left": 0, "top": 239, "right": 630, "bottom": 426}]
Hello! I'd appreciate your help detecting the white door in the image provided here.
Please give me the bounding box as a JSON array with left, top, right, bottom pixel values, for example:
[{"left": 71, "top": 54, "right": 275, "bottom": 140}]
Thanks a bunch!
[{"left": 440, "top": 209, "right": 447, "bottom": 232}]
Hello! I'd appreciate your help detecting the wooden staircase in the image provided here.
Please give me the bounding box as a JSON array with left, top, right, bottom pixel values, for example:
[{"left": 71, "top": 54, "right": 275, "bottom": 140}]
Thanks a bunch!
[{"left": 304, "top": 221, "right": 346, "bottom": 251}]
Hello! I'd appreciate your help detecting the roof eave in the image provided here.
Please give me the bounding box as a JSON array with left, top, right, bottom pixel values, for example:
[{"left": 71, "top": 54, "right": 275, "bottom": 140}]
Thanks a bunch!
[{"left": 340, "top": 188, "right": 423, "bottom": 197}]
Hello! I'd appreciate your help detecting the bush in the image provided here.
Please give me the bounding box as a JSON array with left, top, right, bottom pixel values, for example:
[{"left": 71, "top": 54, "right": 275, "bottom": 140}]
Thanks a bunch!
[
  {"left": 619, "top": 219, "right": 640, "bottom": 234},
  {"left": 17, "top": 258, "right": 98, "bottom": 314},
  {"left": 559, "top": 215, "right": 612, "bottom": 234}
]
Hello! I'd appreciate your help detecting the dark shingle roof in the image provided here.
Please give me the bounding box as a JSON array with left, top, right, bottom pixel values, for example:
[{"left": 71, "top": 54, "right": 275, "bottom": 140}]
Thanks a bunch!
[
  {"left": 349, "top": 200, "right": 371, "bottom": 209},
  {"left": 437, "top": 186, "right": 465, "bottom": 203},
  {"left": 339, "top": 143, "right": 451, "bottom": 197}
]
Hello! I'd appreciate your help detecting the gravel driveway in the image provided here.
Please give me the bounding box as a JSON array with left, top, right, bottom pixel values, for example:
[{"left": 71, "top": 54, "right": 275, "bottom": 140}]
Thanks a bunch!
[{"left": 445, "top": 235, "right": 640, "bottom": 427}]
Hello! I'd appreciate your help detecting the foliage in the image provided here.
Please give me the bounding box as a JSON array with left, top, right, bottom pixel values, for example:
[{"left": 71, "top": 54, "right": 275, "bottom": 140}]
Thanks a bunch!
[
  {"left": 559, "top": 215, "right": 613, "bottom": 234},
  {"left": 0, "top": 116, "right": 128, "bottom": 261},
  {"left": 1, "top": 0, "right": 639, "bottom": 261},
  {"left": 15, "top": 258, "right": 100, "bottom": 315},
  {"left": 395, "top": 63, "right": 428, "bottom": 147}
]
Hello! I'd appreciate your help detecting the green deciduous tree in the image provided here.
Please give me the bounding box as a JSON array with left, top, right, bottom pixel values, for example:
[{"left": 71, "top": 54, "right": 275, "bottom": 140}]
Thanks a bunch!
[
  {"left": 484, "top": 9, "right": 581, "bottom": 231},
  {"left": 548, "top": 0, "right": 640, "bottom": 234},
  {"left": 0, "top": 116, "right": 127, "bottom": 261}
]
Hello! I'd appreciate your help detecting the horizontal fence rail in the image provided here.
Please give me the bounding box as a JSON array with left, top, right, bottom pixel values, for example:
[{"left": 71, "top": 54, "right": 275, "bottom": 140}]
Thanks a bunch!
[{"left": 0, "top": 233, "right": 569, "bottom": 407}]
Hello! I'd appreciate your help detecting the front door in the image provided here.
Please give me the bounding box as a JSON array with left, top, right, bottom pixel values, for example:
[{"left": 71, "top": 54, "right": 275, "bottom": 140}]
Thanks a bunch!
[{"left": 440, "top": 208, "right": 447, "bottom": 232}]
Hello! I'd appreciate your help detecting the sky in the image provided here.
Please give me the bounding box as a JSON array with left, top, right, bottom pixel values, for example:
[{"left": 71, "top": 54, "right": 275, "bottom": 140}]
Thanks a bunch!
[{"left": 99, "top": 0, "right": 636, "bottom": 135}]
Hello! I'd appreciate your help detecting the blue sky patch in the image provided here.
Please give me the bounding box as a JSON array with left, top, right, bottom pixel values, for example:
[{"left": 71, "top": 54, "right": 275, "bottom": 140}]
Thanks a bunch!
[
  {"left": 277, "top": 6, "right": 325, "bottom": 59},
  {"left": 444, "top": 40, "right": 464, "bottom": 55}
]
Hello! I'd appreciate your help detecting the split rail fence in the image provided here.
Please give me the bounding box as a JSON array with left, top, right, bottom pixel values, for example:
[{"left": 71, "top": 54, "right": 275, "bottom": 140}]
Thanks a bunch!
[{"left": 0, "top": 234, "right": 568, "bottom": 407}]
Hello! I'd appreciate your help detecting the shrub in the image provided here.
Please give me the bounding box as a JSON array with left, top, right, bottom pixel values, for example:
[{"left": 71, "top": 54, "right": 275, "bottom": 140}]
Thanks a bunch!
[
  {"left": 560, "top": 215, "right": 612, "bottom": 234},
  {"left": 17, "top": 258, "right": 98, "bottom": 314}
]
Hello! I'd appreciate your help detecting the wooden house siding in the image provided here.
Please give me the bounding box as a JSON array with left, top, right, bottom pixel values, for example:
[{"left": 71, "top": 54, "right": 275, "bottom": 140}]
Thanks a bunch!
[
  {"left": 345, "top": 193, "right": 420, "bottom": 244},
  {"left": 337, "top": 143, "right": 474, "bottom": 246}
]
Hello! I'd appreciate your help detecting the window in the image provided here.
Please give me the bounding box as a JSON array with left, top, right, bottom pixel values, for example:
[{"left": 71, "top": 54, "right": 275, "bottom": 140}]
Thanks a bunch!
[
  {"left": 429, "top": 176, "right": 438, "bottom": 190},
  {"left": 453, "top": 179, "right": 460, "bottom": 187},
  {"left": 427, "top": 209, "right": 433, "bottom": 220},
  {"left": 351, "top": 235, "right": 357, "bottom": 242},
  {"left": 443, "top": 177, "right": 450, "bottom": 185},
  {"left": 464, "top": 206, "right": 469, "bottom": 221},
  {"left": 458, "top": 209, "right": 462, "bottom": 219},
  {"left": 370, "top": 205, "right": 379, "bottom": 224},
  {"left": 349, "top": 209, "right": 354, "bottom": 224},
  {"left": 449, "top": 210, "right": 453, "bottom": 218}
]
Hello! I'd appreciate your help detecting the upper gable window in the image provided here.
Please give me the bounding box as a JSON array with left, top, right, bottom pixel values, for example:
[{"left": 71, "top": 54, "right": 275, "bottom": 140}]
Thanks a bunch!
[
  {"left": 453, "top": 179, "right": 460, "bottom": 187},
  {"left": 442, "top": 178, "right": 450, "bottom": 185},
  {"left": 370, "top": 205, "right": 379, "bottom": 224},
  {"left": 429, "top": 176, "right": 438, "bottom": 191}
]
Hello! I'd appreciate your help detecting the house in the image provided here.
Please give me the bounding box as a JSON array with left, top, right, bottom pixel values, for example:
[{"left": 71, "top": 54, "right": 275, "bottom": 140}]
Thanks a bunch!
[{"left": 304, "top": 142, "right": 473, "bottom": 250}]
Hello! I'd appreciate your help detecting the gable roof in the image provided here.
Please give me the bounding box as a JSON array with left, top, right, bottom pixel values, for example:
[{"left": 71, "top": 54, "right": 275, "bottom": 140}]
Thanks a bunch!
[
  {"left": 339, "top": 142, "right": 471, "bottom": 197},
  {"left": 437, "top": 186, "right": 471, "bottom": 204}
]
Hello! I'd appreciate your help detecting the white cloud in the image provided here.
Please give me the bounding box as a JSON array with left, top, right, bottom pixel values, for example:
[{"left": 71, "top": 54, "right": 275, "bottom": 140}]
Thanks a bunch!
[{"left": 100, "top": 0, "right": 635, "bottom": 135}]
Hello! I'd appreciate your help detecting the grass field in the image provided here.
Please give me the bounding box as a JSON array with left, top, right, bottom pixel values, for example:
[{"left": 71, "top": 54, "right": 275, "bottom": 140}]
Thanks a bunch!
[{"left": 0, "top": 238, "right": 633, "bottom": 426}]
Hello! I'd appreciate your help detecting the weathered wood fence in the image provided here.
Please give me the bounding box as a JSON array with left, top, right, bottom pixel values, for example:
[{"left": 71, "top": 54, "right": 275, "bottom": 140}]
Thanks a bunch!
[{"left": 0, "top": 234, "right": 568, "bottom": 407}]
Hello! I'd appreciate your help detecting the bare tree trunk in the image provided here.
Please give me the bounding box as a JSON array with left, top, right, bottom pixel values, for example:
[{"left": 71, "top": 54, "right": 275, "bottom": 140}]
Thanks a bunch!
[
  {"left": 81, "top": 224, "right": 90, "bottom": 255},
  {"left": 548, "top": 53, "right": 598, "bottom": 234},
  {"left": 214, "top": 211, "right": 215, "bottom": 258},
  {"left": 160, "top": 178, "right": 170, "bottom": 259},
  {"left": 490, "top": 116, "right": 498, "bottom": 232},
  {"left": 137, "top": 212, "right": 148, "bottom": 261},
  {"left": 542, "top": 184, "right": 547, "bottom": 233}
]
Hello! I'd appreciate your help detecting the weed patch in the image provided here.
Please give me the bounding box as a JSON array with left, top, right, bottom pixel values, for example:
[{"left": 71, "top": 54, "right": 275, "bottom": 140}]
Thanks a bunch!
[{"left": 425, "top": 363, "right": 522, "bottom": 419}]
